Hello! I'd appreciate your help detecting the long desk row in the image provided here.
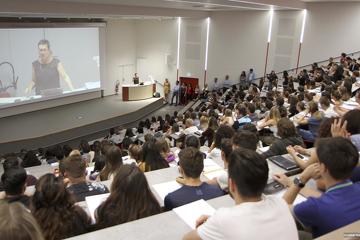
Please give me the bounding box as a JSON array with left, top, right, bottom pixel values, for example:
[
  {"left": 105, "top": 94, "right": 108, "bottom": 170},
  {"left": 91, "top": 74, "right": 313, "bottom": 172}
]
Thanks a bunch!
[
  {"left": 0, "top": 146, "right": 326, "bottom": 240},
  {"left": 65, "top": 152, "right": 321, "bottom": 240}
]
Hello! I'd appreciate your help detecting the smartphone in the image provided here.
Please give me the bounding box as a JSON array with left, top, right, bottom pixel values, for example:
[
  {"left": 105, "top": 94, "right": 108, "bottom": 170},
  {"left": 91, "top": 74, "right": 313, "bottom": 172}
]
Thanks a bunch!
[{"left": 296, "top": 153, "right": 305, "bottom": 159}]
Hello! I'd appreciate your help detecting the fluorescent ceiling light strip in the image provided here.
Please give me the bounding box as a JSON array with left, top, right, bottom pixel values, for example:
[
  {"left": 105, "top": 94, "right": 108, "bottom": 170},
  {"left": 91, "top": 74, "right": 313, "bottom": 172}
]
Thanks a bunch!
[
  {"left": 163, "top": 0, "right": 269, "bottom": 10},
  {"left": 227, "top": 0, "right": 275, "bottom": 7},
  {"left": 267, "top": 8, "right": 274, "bottom": 43},
  {"left": 300, "top": 9, "right": 307, "bottom": 43},
  {"left": 204, "top": 17, "right": 210, "bottom": 71},
  {"left": 227, "top": 0, "right": 302, "bottom": 10},
  {"left": 177, "top": 17, "right": 181, "bottom": 69}
]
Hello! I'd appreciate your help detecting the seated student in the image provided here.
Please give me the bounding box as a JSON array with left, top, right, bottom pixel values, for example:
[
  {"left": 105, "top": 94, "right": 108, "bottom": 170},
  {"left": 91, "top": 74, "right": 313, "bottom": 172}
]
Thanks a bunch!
[
  {"left": 247, "top": 103, "right": 259, "bottom": 122},
  {"left": 257, "top": 106, "right": 281, "bottom": 132},
  {"left": 0, "top": 202, "right": 45, "bottom": 240},
  {"left": 232, "top": 130, "right": 258, "bottom": 151},
  {"left": 0, "top": 157, "right": 37, "bottom": 191},
  {"left": 273, "top": 137, "right": 360, "bottom": 238},
  {"left": 233, "top": 104, "right": 251, "bottom": 130},
  {"left": 208, "top": 125, "right": 235, "bottom": 159},
  {"left": 220, "top": 109, "right": 234, "bottom": 127},
  {"left": 297, "top": 101, "right": 324, "bottom": 142},
  {"left": 200, "top": 117, "right": 218, "bottom": 147},
  {"left": 183, "top": 119, "right": 199, "bottom": 135},
  {"left": 165, "top": 147, "right": 224, "bottom": 210},
  {"left": 206, "top": 138, "right": 233, "bottom": 191},
  {"left": 319, "top": 96, "right": 338, "bottom": 118},
  {"left": 63, "top": 144, "right": 73, "bottom": 158},
  {"left": 0, "top": 167, "right": 30, "bottom": 208},
  {"left": 99, "top": 145, "right": 123, "bottom": 181},
  {"left": 185, "top": 135, "right": 201, "bottom": 149},
  {"left": 31, "top": 174, "right": 91, "bottom": 240},
  {"left": 330, "top": 110, "right": 360, "bottom": 183},
  {"left": 79, "top": 140, "right": 95, "bottom": 163},
  {"left": 183, "top": 148, "right": 298, "bottom": 240},
  {"left": 62, "top": 155, "right": 109, "bottom": 202},
  {"left": 138, "top": 138, "right": 169, "bottom": 172},
  {"left": 155, "top": 138, "right": 175, "bottom": 163},
  {"left": 128, "top": 143, "right": 143, "bottom": 164},
  {"left": 262, "top": 118, "right": 304, "bottom": 158},
  {"left": 95, "top": 164, "right": 161, "bottom": 229},
  {"left": 207, "top": 131, "right": 258, "bottom": 191},
  {"left": 21, "top": 150, "right": 41, "bottom": 168}
]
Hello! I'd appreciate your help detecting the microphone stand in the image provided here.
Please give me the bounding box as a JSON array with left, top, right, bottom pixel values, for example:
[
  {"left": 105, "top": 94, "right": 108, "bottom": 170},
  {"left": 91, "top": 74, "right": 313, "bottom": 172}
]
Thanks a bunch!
[{"left": 0, "top": 62, "right": 19, "bottom": 92}]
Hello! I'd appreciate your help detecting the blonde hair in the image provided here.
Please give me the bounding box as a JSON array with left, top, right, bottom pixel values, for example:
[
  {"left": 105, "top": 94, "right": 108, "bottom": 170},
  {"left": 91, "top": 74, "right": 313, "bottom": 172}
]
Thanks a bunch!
[
  {"left": 269, "top": 107, "right": 281, "bottom": 122},
  {"left": 128, "top": 144, "right": 142, "bottom": 162},
  {"left": 225, "top": 109, "right": 232, "bottom": 117},
  {"left": 200, "top": 116, "right": 209, "bottom": 127}
]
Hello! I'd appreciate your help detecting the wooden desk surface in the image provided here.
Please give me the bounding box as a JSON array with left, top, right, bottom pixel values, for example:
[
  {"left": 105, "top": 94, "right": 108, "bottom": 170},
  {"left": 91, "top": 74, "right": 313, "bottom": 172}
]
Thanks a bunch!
[{"left": 315, "top": 220, "right": 360, "bottom": 240}]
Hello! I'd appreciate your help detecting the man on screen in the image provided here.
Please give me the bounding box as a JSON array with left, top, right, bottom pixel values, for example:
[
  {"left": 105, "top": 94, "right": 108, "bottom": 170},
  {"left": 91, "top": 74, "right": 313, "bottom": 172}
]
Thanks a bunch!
[{"left": 25, "top": 39, "right": 74, "bottom": 95}]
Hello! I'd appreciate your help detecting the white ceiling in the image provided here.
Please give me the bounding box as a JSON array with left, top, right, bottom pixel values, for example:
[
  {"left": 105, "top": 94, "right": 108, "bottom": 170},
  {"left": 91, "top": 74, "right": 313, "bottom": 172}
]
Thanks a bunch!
[
  {"left": 0, "top": 0, "right": 356, "bottom": 19},
  {"left": 48, "top": 0, "right": 305, "bottom": 11}
]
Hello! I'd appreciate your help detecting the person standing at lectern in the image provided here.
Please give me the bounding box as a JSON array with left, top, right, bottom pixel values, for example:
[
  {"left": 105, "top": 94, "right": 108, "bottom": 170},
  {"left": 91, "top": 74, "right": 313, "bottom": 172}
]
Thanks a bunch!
[
  {"left": 133, "top": 73, "right": 140, "bottom": 85},
  {"left": 25, "top": 39, "right": 74, "bottom": 95},
  {"left": 163, "top": 78, "right": 170, "bottom": 103}
]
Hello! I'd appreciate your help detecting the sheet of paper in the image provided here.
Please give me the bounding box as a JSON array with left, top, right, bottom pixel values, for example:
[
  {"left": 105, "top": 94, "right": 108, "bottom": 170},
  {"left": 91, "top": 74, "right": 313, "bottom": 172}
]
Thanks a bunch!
[
  {"left": 173, "top": 199, "right": 216, "bottom": 229},
  {"left": 200, "top": 146, "right": 210, "bottom": 154},
  {"left": 204, "top": 169, "right": 227, "bottom": 180},
  {"left": 257, "top": 146, "right": 270, "bottom": 153},
  {"left": 152, "top": 181, "right": 182, "bottom": 201},
  {"left": 85, "top": 193, "right": 110, "bottom": 223},
  {"left": 273, "top": 189, "right": 307, "bottom": 206},
  {"left": 122, "top": 156, "right": 137, "bottom": 165},
  {"left": 203, "top": 158, "right": 222, "bottom": 173},
  {"left": 86, "top": 166, "right": 94, "bottom": 176}
]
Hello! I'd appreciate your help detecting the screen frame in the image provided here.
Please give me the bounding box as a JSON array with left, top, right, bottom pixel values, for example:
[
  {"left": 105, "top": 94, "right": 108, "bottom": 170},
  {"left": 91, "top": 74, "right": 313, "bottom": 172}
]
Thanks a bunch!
[{"left": 0, "top": 21, "right": 106, "bottom": 115}]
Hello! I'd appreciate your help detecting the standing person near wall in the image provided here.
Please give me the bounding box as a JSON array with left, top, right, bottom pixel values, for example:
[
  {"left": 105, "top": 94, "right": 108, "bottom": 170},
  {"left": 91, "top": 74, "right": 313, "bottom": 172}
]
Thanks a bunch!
[
  {"left": 267, "top": 70, "right": 278, "bottom": 91},
  {"left": 247, "top": 68, "right": 256, "bottom": 86},
  {"left": 163, "top": 78, "right": 170, "bottom": 103},
  {"left": 223, "top": 75, "right": 232, "bottom": 90},
  {"left": 170, "top": 81, "right": 180, "bottom": 106},
  {"left": 239, "top": 71, "right": 247, "bottom": 89},
  {"left": 213, "top": 78, "right": 220, "bottom": 91}
]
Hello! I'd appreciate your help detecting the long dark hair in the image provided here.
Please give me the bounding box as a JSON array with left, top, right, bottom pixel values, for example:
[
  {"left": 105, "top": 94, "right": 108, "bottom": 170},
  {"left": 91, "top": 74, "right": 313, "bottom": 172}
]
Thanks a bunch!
[
  {"left": 100, "top": 146, "right": 123, "bottom": 181},
  {"left": 31, "top": 174, "right": 90, "bottom": 240},
  {"left": 141, "top": 139, "right": 169, "bottom": 172},
  {"left": 96, "top": 165, "right": 161, "bottom": 229}
]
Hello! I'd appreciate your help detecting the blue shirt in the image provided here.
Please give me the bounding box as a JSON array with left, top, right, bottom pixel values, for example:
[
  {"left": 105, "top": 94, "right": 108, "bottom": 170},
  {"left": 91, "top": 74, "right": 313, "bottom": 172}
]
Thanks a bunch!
[
  {"left": 164, "top": 183, "right": 224, "bottom": 210},
  {"left": 294, "top": 181, "right": 360, "bottom": 238},
  {"left": 351, "top": 167, "right": 360, "bottom": 183},
  {"left": 173, "top": 85, "right": 180, "bottom": 92},
  {"left": 307, "top": 116, "right": 322, "bottom": 138}
]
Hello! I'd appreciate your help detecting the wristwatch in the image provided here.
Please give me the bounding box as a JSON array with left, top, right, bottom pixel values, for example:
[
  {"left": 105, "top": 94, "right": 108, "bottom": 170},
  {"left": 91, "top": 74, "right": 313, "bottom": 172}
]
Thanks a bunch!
[{"left": 293, "top": 176, "right": 305, "bottom": 188}]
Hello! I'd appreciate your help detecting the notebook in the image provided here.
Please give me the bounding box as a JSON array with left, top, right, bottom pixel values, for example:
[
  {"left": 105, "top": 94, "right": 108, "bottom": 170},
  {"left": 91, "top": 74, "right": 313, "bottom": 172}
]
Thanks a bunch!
[{"left": 173, "top": 199, "right": 216, "bottom": 229}]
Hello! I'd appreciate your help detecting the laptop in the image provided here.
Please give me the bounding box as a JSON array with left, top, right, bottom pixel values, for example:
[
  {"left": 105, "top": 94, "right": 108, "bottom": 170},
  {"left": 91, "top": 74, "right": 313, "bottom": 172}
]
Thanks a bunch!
[{"left": 268, "top": 155, "right": 299, "bottom": 171}]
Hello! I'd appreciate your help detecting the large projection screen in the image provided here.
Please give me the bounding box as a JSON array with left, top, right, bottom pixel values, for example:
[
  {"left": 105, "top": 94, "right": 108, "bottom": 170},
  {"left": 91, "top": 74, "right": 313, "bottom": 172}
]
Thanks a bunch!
[{"left": 0, "top": 25, "right": 102, "bottom": 111}]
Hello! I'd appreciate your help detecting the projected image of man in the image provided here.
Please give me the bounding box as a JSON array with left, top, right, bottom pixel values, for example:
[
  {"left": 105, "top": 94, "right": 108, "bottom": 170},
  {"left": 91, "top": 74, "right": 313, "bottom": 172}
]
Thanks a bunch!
[{"left": 25, "top": 39, "right": 74, "bottom": 95}]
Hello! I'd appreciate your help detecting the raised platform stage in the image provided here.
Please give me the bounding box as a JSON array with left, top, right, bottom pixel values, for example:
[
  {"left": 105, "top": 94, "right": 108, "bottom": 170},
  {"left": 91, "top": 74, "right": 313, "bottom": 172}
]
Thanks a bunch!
[{"left": 0, "top": 95, "right": 164, "bottom": 153}]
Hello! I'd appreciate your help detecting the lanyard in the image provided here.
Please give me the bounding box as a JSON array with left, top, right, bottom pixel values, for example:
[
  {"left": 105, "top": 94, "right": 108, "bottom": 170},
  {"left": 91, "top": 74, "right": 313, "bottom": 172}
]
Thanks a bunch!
[{"left": 326, "top": 181, "right": 353, "bottom": 193}]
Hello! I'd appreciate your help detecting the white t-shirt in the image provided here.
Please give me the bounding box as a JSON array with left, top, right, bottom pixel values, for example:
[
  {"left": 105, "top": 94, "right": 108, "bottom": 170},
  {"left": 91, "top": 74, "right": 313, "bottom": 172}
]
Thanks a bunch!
[
  {"left": 183, "top": 126, "right": 199, "bottom": 135},
  {"left": 321, "top": 106, "right": 338, "bottom": 118},
  {"left": 197, "top": 195, "right": 298, "bottom": 240},
  {"left": 208, "top": 148, "right": 221, "bottom": 160}
]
